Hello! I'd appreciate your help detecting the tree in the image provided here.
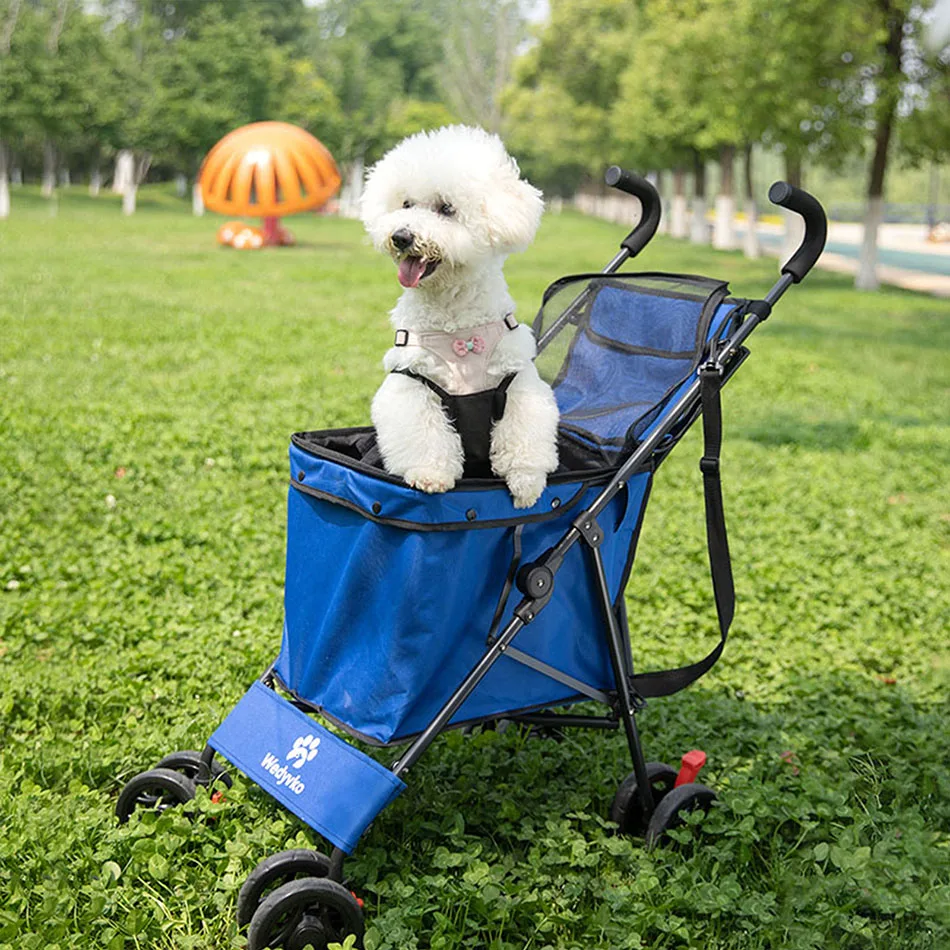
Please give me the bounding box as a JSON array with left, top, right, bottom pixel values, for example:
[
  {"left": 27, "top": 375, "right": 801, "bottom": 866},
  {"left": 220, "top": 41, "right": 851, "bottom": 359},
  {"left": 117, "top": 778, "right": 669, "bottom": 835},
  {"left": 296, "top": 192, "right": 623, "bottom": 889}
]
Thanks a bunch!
[
  {"left": 503, "top": 0, "right": 638, "bottom": 194},
  {"left": 438, "top": 0, "right": 530, "bottom": 134}
]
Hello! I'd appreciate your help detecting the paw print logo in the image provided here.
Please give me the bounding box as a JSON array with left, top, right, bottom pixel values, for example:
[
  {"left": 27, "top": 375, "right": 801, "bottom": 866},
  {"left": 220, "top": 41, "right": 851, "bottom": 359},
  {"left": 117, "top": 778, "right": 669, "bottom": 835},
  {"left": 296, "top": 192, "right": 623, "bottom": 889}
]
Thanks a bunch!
[{"left": 286, "top": 734, "right": 321, "bottom": 769}]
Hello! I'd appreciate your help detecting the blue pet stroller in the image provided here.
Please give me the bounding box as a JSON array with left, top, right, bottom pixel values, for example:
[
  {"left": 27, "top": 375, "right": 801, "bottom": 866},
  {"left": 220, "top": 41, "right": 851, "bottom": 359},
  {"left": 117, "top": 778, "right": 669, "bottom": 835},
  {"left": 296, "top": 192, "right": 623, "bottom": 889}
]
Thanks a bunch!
[{"left": 117, "top": 169, "right": 827, "bottom": 948}]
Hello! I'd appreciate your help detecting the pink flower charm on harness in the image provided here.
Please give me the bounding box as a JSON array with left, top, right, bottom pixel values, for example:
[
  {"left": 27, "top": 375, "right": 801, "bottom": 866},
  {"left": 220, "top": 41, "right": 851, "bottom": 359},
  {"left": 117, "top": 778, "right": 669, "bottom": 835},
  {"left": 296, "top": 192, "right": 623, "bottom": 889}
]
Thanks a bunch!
[{"left": 452, "top": 335, "right": 486, "bottom": 358}]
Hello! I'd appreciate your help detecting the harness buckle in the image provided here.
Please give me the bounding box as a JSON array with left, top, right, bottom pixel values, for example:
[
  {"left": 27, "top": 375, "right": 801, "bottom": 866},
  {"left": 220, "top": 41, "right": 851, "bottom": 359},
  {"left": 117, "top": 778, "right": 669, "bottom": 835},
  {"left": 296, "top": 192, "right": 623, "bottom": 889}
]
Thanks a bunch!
[{"left": 394, "top": 329, "right": 409, "bottom": 347}]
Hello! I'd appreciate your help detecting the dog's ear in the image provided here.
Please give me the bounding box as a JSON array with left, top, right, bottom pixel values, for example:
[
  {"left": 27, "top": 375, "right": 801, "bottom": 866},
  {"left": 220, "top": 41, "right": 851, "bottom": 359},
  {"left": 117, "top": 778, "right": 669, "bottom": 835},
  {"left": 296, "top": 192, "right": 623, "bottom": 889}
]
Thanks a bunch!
[{"left": 483, "top": 174, "right": 544, "bottom": 253}]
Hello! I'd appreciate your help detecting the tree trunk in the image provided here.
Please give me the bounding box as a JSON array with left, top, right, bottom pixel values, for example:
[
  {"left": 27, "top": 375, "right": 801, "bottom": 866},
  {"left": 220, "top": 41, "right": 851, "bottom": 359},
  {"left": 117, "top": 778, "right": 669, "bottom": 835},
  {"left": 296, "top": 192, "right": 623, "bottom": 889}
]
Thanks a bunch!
[
  {"left": 653, "top": 169, "right": 668, "bottom": 234},
  {"left": 671, "top": 166, "right": 688, "bottom": 238},
  {"left": 58, "top": 166, "right": 70, "bottom": 188},
  {"left": 0, "top": 142, "right": 9, "bottom": 219},
  {"left": 690, "top": 152, "right": 707, "bottom": 244},
  {"left": 1, "top": 0, "right": 22, "bottom": 55},
  {"left": 123, "top": 186, "right": 136, "bottom": 215},
  {"left": 742, "top": 143, "right": 760, "bottom": 259},
  {"left": 113, "top": 150, "right": 134, "bottom": 194},
  {"left": 713, "top": 145, "right": 736, "bottom": 250},
  {"left": 856, "top": 4, "right": 904, "bottom": 291},
  {"left": 339, "top": 150, "right": 365, "bottom": 219},
  {"left": 192, "top": 181, "right": 204, "bottom": 216},
  {"left": 41, "top": 140, "right": 56, "bottom": 198},
  {"left": 89, "top": 159, "right": 101, "bottom": 196},
  {"left": 175, "top": 173, "right": 187, "bottom": 198}
]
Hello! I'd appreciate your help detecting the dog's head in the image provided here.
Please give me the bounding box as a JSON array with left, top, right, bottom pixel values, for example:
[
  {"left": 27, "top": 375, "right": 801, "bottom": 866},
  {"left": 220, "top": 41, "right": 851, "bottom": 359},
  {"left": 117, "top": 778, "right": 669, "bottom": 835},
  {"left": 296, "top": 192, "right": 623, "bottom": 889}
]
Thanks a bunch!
[{"left": 360, "top": 125, "right": 543, "bottom": 289}]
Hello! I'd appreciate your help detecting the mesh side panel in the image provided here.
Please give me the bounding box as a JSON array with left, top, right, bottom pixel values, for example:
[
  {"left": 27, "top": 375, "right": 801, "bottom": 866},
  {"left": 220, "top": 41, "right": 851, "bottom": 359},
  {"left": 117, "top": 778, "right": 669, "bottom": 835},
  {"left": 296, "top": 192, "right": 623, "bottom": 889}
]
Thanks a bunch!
[{"left": 533, "top": 272, "right": 731, "bottom": 462}]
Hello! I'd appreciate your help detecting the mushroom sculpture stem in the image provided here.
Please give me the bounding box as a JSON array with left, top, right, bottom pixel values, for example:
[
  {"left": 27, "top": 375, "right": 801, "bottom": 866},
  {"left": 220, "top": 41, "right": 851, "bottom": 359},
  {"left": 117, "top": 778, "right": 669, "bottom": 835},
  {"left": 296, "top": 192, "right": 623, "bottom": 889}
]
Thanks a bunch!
[{"left": 262, "top": 216, "right": 281, "bottom": 247}]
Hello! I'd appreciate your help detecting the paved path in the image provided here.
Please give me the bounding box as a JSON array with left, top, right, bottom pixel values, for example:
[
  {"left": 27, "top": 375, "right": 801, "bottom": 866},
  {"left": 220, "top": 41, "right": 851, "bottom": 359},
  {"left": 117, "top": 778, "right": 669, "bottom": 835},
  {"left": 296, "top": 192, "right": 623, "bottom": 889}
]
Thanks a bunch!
[{"left": 747, "top": 222, "right": 950, "bottom": 297}]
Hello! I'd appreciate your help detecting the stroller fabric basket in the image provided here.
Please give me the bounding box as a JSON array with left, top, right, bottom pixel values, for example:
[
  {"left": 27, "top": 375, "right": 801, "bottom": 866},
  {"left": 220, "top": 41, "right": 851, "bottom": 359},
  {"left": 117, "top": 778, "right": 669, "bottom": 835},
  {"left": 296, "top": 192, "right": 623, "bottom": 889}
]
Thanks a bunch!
[{"left": 277, "top": 435, "right": 651, "bottom": 745}]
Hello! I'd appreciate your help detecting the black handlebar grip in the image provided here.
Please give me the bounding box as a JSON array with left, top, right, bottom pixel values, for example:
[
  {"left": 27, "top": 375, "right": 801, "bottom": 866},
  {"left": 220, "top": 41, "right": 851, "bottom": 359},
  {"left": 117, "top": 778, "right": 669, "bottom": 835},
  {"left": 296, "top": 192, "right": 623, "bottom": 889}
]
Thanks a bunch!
[
  {"left": 767, "top": 181, "right": 827, "bottom": 283},
  {"left": 605, "top": 166, "right": 661, "bottom": 258}
]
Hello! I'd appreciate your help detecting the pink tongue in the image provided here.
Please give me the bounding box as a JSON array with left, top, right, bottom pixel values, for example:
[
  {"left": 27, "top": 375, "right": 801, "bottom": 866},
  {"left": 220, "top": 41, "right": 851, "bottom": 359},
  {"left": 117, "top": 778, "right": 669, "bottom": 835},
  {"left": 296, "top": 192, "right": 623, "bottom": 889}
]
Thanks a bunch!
[{"left": 398, "top": 257, "right": 427, "bottom": 288}]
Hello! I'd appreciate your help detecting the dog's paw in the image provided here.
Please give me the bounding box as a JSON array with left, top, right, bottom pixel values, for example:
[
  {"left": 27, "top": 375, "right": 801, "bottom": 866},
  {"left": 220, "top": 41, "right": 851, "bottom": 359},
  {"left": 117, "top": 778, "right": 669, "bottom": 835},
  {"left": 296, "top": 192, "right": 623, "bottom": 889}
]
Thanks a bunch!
[
  {"left": 506, "top": 470, "right": 547, "bottom": 509},
  {"left": 404, "top": 467, "right": 457, "bottom": 494}
]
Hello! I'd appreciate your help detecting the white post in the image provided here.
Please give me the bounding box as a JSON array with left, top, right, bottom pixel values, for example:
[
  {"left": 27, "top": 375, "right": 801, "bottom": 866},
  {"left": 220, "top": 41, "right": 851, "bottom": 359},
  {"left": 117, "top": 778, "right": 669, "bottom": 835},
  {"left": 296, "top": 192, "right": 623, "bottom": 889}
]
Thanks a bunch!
[
  {"left": 855, "top": 196, "right": 883, "bottom": 291},
  {"left": 743, "top": 199, "right": 761, "bottom": 259},
  {"left": 690, "top": 197, "right": 708, "bottom": 244},
  {"left": 671, "top": 195, "right": 688, "bottom": 238},
  {"left": 41, "top": 140, "right": 56, "bottom": 198},
  {"left": 192, "top": 181, "right": 204, "bottom": 216},
  {"left": 713, "top": 194, "right": 736, "bottom": 249},
  {"left": 0, "top": 144, "right": 8, "bottom": 218}
]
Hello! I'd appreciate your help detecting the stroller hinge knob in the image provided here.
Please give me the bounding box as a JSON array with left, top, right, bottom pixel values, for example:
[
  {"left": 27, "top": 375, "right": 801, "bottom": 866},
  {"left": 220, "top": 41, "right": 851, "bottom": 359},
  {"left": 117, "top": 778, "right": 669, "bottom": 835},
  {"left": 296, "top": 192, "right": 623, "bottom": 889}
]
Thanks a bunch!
[{"left": 574, "top": 515, "right": 604, "bottom": 549}]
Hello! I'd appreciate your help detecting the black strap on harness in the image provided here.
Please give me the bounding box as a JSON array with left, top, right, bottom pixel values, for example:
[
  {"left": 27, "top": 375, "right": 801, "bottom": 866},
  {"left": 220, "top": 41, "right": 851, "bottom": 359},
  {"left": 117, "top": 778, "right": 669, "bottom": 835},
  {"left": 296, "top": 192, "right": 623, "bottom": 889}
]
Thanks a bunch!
[
  {"left": 392, "top": 369, "right": 516, "bottom": 478},
  {"left": 631, "top": 361, "right": 735, "bottom": 698}
]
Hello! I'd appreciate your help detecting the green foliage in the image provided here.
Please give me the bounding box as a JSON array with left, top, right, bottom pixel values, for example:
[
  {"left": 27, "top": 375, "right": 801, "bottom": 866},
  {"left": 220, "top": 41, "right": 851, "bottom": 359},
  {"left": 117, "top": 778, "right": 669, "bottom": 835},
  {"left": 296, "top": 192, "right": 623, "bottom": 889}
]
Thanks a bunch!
[
  {"left": 504, "top": 0, "right": 637, "bottom": 190},
  {"left": 0, "top": 191, "right": 948, "bottom": 948}
]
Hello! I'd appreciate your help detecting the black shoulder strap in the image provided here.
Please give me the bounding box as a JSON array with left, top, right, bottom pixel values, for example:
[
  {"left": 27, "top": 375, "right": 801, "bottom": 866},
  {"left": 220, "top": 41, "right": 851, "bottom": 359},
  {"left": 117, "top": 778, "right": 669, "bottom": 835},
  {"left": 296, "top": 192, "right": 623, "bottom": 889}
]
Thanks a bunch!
[
  {"left": 631, "top": 363, "right": 735, "bottom": 698},
  {"left": 392, "top": 367, "right": 452, "bottom": 403}
]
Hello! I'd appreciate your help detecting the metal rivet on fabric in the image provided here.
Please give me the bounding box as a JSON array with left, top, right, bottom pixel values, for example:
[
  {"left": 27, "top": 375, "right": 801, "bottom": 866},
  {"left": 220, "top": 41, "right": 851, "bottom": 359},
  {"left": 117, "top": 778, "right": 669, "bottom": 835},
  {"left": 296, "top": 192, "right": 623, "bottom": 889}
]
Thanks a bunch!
[
  {"left": 466, "top": 509, "right": 477, "bottom": 521},
  {"left": 372, "top": 502, "right": 382, "bottom": 514},
  {"left": 297, "top": 471, "right": 305, "bottom": 482},
  {"left": 551, "top": 497, "right": 561, "bottom": 509}
]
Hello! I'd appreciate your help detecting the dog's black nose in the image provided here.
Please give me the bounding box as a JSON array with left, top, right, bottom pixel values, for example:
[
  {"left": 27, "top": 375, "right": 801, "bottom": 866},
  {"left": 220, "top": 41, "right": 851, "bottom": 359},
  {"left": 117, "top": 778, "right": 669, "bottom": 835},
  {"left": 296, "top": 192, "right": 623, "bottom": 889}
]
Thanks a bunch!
[{"left": 391, "top": 228, "right": 414, "bottom": 251}]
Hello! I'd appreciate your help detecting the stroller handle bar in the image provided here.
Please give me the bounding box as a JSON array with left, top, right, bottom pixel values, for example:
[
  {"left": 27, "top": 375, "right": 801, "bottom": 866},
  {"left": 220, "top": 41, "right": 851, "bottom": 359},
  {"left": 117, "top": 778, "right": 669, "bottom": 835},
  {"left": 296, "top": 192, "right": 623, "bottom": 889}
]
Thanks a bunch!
[
  {"left": 605, "top": 166, "right": 662, "bottom": 259},
  {"left": 768, "top": 181, "right": 827, "bottom": 283}
]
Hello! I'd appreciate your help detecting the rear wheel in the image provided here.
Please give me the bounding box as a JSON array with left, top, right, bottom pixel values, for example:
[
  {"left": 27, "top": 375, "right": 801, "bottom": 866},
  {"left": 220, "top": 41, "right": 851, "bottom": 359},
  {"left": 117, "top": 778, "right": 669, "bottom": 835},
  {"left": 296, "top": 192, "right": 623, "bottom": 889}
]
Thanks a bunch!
[
  {"left": 115, "top": 767, "right": 196, "bottom": 823},
  {"left": 609, "top": 762, "right": 678, "bottom": 837},
  {"left": 644, "top": 782, "right": 718, "bottom": 848},
  {"left": 155, "top": 749, "right": 232, "bottom": 788}
]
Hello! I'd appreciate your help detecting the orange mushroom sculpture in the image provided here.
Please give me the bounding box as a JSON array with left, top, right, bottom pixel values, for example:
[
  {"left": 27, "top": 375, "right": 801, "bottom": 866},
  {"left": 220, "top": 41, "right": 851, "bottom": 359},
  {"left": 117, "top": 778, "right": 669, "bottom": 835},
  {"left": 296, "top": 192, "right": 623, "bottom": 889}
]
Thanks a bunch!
[{"left": 198, "top": 122, "right": 342, "bottom": 248}]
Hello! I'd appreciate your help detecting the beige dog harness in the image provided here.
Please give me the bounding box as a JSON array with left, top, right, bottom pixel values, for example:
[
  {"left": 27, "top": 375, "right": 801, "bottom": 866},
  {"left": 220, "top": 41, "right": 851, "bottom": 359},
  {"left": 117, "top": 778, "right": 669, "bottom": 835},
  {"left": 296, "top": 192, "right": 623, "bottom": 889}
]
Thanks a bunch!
[
  {"left": 391, "top": 313, "right": 520, "bottom": 477},
  {"left": 393, "top": 313, "right": 519, "bottom": 395}
]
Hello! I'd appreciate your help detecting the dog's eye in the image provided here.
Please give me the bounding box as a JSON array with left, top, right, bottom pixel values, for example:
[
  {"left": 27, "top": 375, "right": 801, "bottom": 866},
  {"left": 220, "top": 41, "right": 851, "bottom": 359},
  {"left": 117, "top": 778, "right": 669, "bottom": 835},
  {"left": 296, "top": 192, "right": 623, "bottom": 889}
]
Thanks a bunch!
[
  {"left": 402, "top": 199, "right": 413, "bottom": 209},
  {"left": 437, "top": 202, "right": 455, "bottom": 217}
]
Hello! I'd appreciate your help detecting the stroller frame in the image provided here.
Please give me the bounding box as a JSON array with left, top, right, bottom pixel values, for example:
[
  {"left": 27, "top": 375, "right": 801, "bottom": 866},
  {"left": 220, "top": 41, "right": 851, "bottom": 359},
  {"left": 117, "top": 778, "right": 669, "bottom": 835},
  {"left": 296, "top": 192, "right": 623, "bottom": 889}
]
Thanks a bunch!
[{"left": 117, "top": 169, "right": 827, "bottom": 947}]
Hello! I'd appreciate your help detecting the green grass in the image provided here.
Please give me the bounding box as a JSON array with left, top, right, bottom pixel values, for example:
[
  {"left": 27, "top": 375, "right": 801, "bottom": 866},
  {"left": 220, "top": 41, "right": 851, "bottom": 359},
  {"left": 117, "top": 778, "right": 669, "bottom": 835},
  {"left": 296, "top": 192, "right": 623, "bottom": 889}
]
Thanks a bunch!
[{"left": 1, "top": 185, "right": 948, "bottom": 950}]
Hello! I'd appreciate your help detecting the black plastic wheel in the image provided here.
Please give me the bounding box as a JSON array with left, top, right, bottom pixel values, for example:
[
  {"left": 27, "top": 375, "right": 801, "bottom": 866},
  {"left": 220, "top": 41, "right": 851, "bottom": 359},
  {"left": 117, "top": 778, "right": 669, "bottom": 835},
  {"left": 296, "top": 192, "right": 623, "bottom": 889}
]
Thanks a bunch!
[
  {"left": 644, "top": 781, "right": 718, "bottom": 848},
  {"left": 609, "top": 762, "right": 678, "bottom": 837},
  {"left": 155, "top": 750, "right": 233, "bottom": 788},
  {"left": 247, "top": 877, "right": 364, "bottom": 950},
  {"left": 115, "top": 767, "right": 197, "bottom": 823},
  {"left": 237, "top": 849, "right": 332, "bottom": 929}
]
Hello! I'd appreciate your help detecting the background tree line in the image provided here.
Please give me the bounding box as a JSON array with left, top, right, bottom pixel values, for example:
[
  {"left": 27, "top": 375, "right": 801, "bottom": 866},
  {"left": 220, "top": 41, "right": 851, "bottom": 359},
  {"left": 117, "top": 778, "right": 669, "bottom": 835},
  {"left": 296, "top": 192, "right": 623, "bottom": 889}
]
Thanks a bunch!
[{"left": 0, "top": 0, "right": 948, "bottom": 289}]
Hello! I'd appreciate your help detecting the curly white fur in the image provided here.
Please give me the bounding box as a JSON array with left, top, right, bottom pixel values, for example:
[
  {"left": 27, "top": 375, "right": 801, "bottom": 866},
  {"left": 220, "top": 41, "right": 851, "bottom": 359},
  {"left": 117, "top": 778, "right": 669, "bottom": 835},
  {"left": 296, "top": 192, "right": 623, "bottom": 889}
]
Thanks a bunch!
[{"left": 361, "top": 125, "right": 559, "bottom": 508}]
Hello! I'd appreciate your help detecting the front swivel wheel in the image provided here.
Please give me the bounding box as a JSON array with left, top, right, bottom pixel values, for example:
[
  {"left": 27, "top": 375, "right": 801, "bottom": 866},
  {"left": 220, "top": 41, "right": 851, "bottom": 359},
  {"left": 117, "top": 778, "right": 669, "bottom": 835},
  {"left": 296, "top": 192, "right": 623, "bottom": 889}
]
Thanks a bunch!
[
  {"left": 247, "top": 877, "right": 364, "bottom": 950},
  {"left": 237, "top": 849, "right": 332, "bottom": 929}
]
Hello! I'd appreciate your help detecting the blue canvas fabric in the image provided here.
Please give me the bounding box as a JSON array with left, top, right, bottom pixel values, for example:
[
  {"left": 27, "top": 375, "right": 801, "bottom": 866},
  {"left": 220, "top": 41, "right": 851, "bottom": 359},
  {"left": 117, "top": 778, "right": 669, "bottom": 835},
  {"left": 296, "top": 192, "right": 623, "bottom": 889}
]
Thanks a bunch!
[
  {"left": 276, "top": 461, "right": 651, "bottom": 744},
  {"left": 209, "top": 681, "right": 405, "bottom": 853},
  {"left": 535, "top": 275, "right": 740, "bottom": 453}
]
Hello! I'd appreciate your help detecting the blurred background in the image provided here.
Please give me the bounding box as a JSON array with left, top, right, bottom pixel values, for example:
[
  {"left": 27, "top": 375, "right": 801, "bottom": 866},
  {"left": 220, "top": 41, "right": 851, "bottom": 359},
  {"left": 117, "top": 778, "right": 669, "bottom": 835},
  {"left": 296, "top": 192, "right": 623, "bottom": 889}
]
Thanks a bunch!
[{"left": 0, "top": 0, "right": 949, "bottom": 291}]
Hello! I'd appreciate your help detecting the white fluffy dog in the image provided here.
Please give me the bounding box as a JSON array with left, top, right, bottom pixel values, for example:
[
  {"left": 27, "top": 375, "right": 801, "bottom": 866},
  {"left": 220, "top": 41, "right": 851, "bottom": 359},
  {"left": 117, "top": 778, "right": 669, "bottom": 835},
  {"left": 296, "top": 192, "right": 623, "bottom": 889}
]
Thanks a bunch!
[{"left": 361, "top": 126, "right": 559, "bottom": 508}]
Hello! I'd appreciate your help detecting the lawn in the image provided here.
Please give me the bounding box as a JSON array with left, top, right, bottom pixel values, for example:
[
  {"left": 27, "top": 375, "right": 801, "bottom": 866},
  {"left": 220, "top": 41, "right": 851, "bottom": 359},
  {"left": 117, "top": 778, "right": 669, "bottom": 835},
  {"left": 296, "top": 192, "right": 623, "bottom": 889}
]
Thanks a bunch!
[{"left": 1, "top": 186, "right": 948, "bottom": 950}]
